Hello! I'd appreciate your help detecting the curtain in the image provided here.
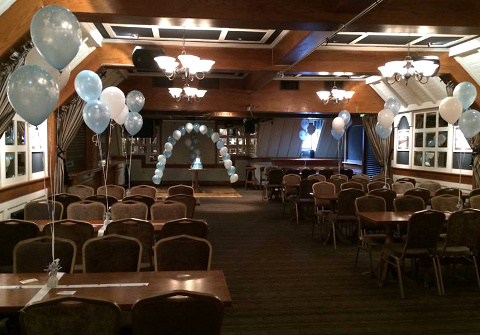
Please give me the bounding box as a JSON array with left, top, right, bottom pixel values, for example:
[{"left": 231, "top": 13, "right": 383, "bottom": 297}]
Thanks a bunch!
[
  {"left": 54, "top": 96, "right": 87, "bottom": 193},
  {"left": 0, "top": 43, "right": 31, "bottom": 137},
  {"left": 468, "top": 135, "right": 480, "bottom": 188},
  {"left": 362, "top": 114, "right": 392, "bottom": 175}
]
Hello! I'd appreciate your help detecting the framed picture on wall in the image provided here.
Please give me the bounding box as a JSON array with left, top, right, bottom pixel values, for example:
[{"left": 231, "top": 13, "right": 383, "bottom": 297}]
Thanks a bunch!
[{"left": 397, "top": 129, "right": 410, "bottom": 151}]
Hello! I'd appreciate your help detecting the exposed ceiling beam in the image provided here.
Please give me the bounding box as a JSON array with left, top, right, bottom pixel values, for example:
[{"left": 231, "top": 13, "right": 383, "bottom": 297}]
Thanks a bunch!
[
  {"left": 273, "top": 30, "right": 332, "bottom": 65},
  {"left": 243, "top": 72, "right": 278, "bottom": 91},
  {"left": 402, "top": 82, "right": 424, "bottom": 106},
  {"left": 409, "top": 79, "right": 438, "bottom": 104},
  {"left": 380, "top": 79, "right": 409, "bottom": 107}
]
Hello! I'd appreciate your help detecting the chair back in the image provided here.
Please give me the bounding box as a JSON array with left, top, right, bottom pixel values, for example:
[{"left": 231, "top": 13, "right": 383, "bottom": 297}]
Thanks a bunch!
[
  {"left": 355, "top": 195, "right": 386, "bottom": 231},
  {"left": 341, "top": 181, "right": 364, "bottom": 191},
  {"left": 165, "top": 194, "right": 196, "bottom": 218},
  {"left": 130, "top": 185, "right": 157, "bottom": 198},
  {"left": 131, "top": 291, "right": 223, "bottom": 335},
  {"left": 43, "top": 220, "right": 95, "bottom": 265},
  {"left": 374, "top": 177, "right": 394, "bottom": 186},
  {"left": 299, "top": 179, "right": 315, "bottom": 198},
  {"left": 283, "top": 174, "right": 301, "bottom": 196},
  {"left": 328, "top": 178, "right": 345, "bottom": 194},
  {"left": 284, "top": 169, "right": 300, "bottom": 175},
  {"left": 24, "top": 200, "right": 63, "bottom": 221},
  {"left": 105, "top": 219, "right": 154, "bottom": 266},
  {"left": 154, "top": 235, "right": 212, "bottom": 271},
  {"left": 14, "top": 236, "right": 76, "bottom": 274},
  {"left": 123, "top": 195, "right": 156, "bottom": 211},
  {"left": 268, "top": 169, "right": 284, "bottom": 185},
  {"left": 318, "top": 168, "right": 333, "bottom": 180},
  {"left": 435, "top": 187, "right": 462, "bottom": 197},
  {"left": 97, "top": 185, "right": 125, "bottom": 200},
  {"left": 397, "top": 177, "right": 416, "bottom": 186},
  {"left": 20, "top": 296, "right": 121, "bottom": 335},
  {"left": 431, "top": 194, "right": 462, "bottom": 212},
  {"left": 404, "top": 188, "right": 430, "bottom": 206},
  {"left": 67, "top": 185, "right": 94, "bottom": 199},
  {"left": 340, "top": 168, "right": 354, "bottom": 179},
  {"left": 470, "top": 194, "right": 480, "bottom": 210},
  {"left": 330, "top": 174, "right": 348, "bottom": 182},
  {"left": 352, "top": 174, "right": 370, "bottom": 182},
  {"left": 85, "top": 195, "right": 118, "bottom": 210},
  {"left": 418, "top": 180, "right": 442, "bottom": 193},
  {"left": 308, "top": 174, "right": 326, "bottom": 182},
  {"left": 369, "top": 188, "right": 396, "bottom": 212},
  {"left": 392, "top": 181, "right": 414, "bottom": 195},
  {"left": 312, "top": 182, "right": 335, "bottom": 208},
  {"left": 67, "top": 200, "right": 105, "bottom": 220},
  {"left": 403, "top": 210, "right": 445, "bottom": 253},
  {"left": 443, "top": 209, "right": 480, "bottom": 254},
  {"left": 83, "top": 234, "right": 142, "bottom": 273},
  {"left": 151, "top": 201, "right": 187, "bottom": 220},
  {"left": 48, "top": 194, "right": 81, "bottom": 219},
  {"left": 337, "top": 188, "right": 365, "bottom": 216},
  {"left": 162, "top": 219, "right": 209, "bottom": 239},
  {"left": 0, "top": 220, "right": 39, "bottom": 270},
  {"left": 301, "top": 168, "right": 316, "bottom": 179},
  {"left": 394, "top": 196, "right": 425, "bottom": 212},
  {"left": 110, "top": 200, "right": 148, "bottom": 220},
  {"left": 167, "top": 184, "right": 194, "bottom": 196},
  {"left": 469, "top": 188, "right": 480, "bottom": 198},
  {"left": 372, "top": 173, "right": 386, "bottom": 181},
  {"left": 367, "top": 181, "right": 390, "bottom": 192}
]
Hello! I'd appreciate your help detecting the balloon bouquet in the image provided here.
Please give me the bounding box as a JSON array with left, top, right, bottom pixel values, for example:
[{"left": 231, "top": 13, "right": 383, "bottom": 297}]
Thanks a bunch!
[
  {"left": 330, "top": 110, "right": 352, "bottom": 172},
  {"left": 7, "top": 5, "right": 83, "bottom": 287},
  {"left": 153, "top": 123, "right": 238, "bottom": 186}
]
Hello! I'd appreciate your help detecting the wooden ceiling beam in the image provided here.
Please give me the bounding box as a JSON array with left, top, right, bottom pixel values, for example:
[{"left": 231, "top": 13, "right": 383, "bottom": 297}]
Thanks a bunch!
[{"left": 273, "top": 30, "right": 332, "bottom": 65}]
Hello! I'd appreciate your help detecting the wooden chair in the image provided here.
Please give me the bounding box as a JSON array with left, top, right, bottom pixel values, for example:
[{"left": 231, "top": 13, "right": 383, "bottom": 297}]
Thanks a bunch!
[
  {"left": 369, "top": 188, "right": 396, "bottom": 212},
  {"left": 165, "top": 195, "right": 196, "bottom": 219},
  {"left": 130, "top": 185, "right": 157, "bottom": 199},
  {"left": 24, "top": 200, "right": 63, "bottom": 221},
  {"left": 150, "top": 201, "right": 187, "bottom": 221},
  {"left": 162, "top": 218, "right": 209, "bottom": 239},
  {"left": 167, "top": 184, "right": 194, "bottom": 196},
  {"left": 131, "top": 291, "right": 223, "bottom": 335},
  {"left": 0, "top": 220, "right": 39, "bottom": 273},
  {"left": 20, "top": 296, "right": 121, "bottom": 335},
  {"left": 83, "top": 234, "right": 142, "bottom": 273},
  {"left": 67, "top": 200, "right": 105, "bottom": 220},
  {"left": 48, "top": 194, "right": 81, "bottom": 219},
  {"left": 97, "top": 185, "right": 125, "bottom": 200},
  {"left": 110, "top": 200, "right": 148, "bottom": 220},
  {"left": 154, "top": 235, "right": 212, "bottom": 271},
  {"left": 67, "top": 185, "right": 94, "bottom": 199},
  {"left": 14, "top": 236, "right": 76, "bottom": 274}
]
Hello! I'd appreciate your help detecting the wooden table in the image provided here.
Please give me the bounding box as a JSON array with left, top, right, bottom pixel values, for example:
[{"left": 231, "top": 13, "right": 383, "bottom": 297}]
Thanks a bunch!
[
  {"left": 357, "top": 211, "right": 413, "bottom": 244},
  {"left": 189, "top": 168, "right": 204, "bottom": 193},
  {"left": 0, "top": 270, "right": 231, "bottom": 313}
]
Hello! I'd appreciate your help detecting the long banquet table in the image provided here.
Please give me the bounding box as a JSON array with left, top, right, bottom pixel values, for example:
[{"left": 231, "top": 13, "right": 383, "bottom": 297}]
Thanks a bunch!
[{"left": 0, "top": 270, "right": 231, "bottom": 313}]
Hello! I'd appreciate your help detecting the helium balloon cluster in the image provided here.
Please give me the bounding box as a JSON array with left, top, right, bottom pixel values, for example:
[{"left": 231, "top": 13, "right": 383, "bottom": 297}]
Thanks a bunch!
[
  {"left": 7, "top": 5, "right": 82, "bottom": 126},
  {"left": 375, "top": 98, "right": 401, "bottom": 140},
  {"left": 152, "top": 122, "right": 239, "bottom": 185},
  {"left": 331, "top": 110, "right": 352, "bottom": 141}
]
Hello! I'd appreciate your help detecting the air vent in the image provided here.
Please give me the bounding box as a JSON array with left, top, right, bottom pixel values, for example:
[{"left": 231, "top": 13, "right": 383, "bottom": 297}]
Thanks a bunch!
[
  {"left": 199, "top": 78, "right": 220, "bottom": 89},
  {"left": 280, "top": 81, "right": 299, "bottom": 90},
  {"left": 152, "top": 77, "right": 173, "bottom": 87}
]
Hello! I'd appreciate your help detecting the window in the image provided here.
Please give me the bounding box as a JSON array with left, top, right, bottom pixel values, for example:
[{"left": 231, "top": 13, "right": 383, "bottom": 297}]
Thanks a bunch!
[
  {"left": 301, "top": 131, "right": 321, "bottom": 151},
  {"left": 122, "top": 122, "right": 160, "bottom": 164}
]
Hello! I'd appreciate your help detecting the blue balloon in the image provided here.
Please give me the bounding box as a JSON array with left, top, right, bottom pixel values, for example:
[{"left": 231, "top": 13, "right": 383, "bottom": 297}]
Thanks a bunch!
[
  {"left": 338, "top": 110, "right": 351, "bottom": 124},
  {"left": 168, "top": 135, "right": 176, "bottom": 145},
  {"left": 126, "top": 90, "right": 145, "bottom": 113},
  {"left": 459, "top": 109, "right": 480, "bottom": 139},
  {"left": 7, "top": 65, "right": 59, "bottom": 127},
  {"left": 193, "top": 123, "right": 200, "bottom": 132},
  {"left": 83, "top": 101, "right": 111, "bottom": 134},
  {"left": 227, "top": 166, "right": 236, "bottom": 176},
  {"left": 207, "top": 127, "right": 214, "bottom": 137},
  {"left": 384, "top": 97, "right": 402, "bottom": 116},
  {"left": 299, "top": 130, "right": 308, "bottom": 141},
  {"left": 223, "top": 153, "right": 231, "bottom": 160},
  {"left": 163, "top": 150, "right": 172, "bottom": 159},
  {"left": 454, "top": 82, "right": 477, "bottom": 111},
  {"left": 330, "top": 128, "right": 344, "bottom": 141},
  {"left": 124, "top": 112, "right": 143, "bottom": 136},
  {"left": 75, "top": 70, "right": 102, "bottom": 103},
  {"left": 178, "top": 126, "right": 186, "bottom": 136},
  {"left": 156, "top": 162, "right": 165, "bottom": 171},
  {"left": 375, "top": 122, "right": 392, "bottom": 140},
  {"left": 216, "top": 139, "right": 225, "bottom": 149},
  {"left": 190, "top": 153, "right": 196, "bottom": 161},
  {"left": 152, "top": 174, "right": 161, "bottom": 185},
  {"left": 301, "top": 119, "right": 309, "bottom": 130},
  {"left": 30, "top": 5, "right": 81, "bottom": 70}
]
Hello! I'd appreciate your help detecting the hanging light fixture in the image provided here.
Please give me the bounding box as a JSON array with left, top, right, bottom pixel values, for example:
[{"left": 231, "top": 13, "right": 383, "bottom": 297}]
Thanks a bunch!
[
  {"left": 154, "top": 28, "right": 215, "bottom": 81},
  {"left": 168, "top": 84, "right": 207, "bottom": 102},
  {"left": 316, "top": 81, "right": 355, "bottom": 105}
]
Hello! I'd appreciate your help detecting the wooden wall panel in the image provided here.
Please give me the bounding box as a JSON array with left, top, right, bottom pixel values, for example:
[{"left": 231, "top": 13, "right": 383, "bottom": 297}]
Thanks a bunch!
[
  {"left": 287, "top": 120, "right": 302, "bottom": 157},
  {"left": 267, "top": 120, "right": 285, "bottom": 157},
  {"left": 277, "top": 120, "right": 295, "bottom": 157},
  {"left": 257, "top": 122, "right": 272, "bottom": 158}
]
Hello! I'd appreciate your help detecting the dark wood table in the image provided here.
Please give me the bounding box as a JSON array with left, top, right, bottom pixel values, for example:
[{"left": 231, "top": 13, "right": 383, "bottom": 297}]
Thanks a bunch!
[
  {"left": 357, "top": 211, "right": 414, "bottom": 244},
  {"left": 189, "top": 168, "right": 205, "bottom": 193},
  {"left": 0, "top": 270, "right": 231, "bottom": 313}
]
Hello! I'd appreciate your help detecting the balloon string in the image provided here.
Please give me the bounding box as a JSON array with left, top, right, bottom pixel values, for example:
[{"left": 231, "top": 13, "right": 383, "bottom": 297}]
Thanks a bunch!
[
  {"left": 95, "top": 134, "right": 109, "bottom": 212},
  {"left": 128, "top": 136, "right": 133, "bottom": 191}
]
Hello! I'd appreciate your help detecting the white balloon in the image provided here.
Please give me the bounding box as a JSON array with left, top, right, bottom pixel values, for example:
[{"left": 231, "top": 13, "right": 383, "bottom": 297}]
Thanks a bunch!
[
  {"left": 25, "top": 48, "right": 71, "bottom": 90},
  {"left": 224, "top": 159, "right": 232, "bottom": 169},
  {"left": 114, "top": 105, "right": 128, "bottom": 125},
  {"left": 377, "top": 109, "right": 394, "bottom": 129},
  {"left": 439, "top": 97, "right": 463, "bottom": 124},
  {"left": 157, "top": 155, "right": 166, "bottom": 164},
  {"left": 100, "top": 86, "right": 125, "bottom": 120},
  {"left": 164, "top": 142, "right": 173, "bottom": 152},
  {"left": 211, "top": 132, "right": 220, "bottom": 142},
  {"left": 332, "top": 117, "right": 345, "bottom": 132},
  {"left": 184, "top": 138, "right": 192, "bottom": 147},
  {"left": 199, "top": 125, "right": 207, "bottom": 135},
  {"left": 194, "top": 148, "right": 201, "bottom": 156},
  {"left": 219, "top": 146, "right": 228, "bottom": 156},
  {"left": 173, "top": 130, "right": 182, "bottom": 141},
  {"left": 230, "top": 173, "right": 239, "bottom": 183},
  {"left": 185, "top": 122, "right": 193, "bottom": 133},
  {"left": 154, "top": 169, "right": 163, "bottom": 178}
]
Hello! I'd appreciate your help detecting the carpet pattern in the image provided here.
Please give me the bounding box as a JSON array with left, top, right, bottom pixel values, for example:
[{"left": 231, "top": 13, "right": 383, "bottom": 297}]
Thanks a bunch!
[{"left": 196, "top": 189, "right": 480, "bottom": 335}]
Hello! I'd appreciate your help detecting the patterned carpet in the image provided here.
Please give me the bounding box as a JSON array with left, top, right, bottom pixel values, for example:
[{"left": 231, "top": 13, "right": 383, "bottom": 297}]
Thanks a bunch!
[
  {"left": 156, "top": 186, "right": 242, "bottom": 198},
  {"left": 196, "top": 189, "right": 480, "bottom": 335}
]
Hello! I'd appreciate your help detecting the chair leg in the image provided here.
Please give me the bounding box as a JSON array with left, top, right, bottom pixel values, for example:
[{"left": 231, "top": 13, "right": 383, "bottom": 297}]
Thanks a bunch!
[
  {"left": 433, "top": 256, "right": 444, "bottom": 296},
  {"left": 394, "top": 258, "right": 405, "bottom": 299},
  {"left": 295, "top": 203, "right": 299, "bottom": 225},
  {"left": 473, "top": 256, "right": 480, "bottom": 293},
  {"left": 332, "top": 221, "right": 337, "bottom": 250},
  {"left": 354, "top": 242, "right": 361, "bottom": 268}
]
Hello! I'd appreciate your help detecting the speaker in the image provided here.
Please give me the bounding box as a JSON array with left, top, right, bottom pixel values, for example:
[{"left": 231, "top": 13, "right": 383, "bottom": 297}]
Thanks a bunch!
[
  {"left": 132, "top": 46, "right": 166, "bottom": 72},
  {"left": 243, "top": 119, "right": 256, "bottom": 134}
]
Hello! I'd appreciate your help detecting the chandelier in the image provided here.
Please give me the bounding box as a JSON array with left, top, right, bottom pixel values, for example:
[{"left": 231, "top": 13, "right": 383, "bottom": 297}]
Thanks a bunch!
[
  {"left": 316, "top": 83, "right": 355, "bottom": 105},
  {"left": 154, "top": 29, "right": 215, "bottom": 81},
  {"left": 168, "top": 84, "right": 207, "bottom": 102}
]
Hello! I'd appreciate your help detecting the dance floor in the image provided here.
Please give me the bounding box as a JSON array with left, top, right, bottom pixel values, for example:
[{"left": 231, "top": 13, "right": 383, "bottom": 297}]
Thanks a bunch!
[{"left": 156, "top": 186, "right": 242, "bottom": 198}]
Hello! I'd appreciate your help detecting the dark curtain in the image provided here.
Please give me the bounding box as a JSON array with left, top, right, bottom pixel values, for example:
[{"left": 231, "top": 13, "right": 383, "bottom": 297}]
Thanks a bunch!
[
  {"left": 468, "top": 135, "right": 480, "bottom": 189},
  {"left": 362, "top": 114, "right": 392, "bottom": 176}
]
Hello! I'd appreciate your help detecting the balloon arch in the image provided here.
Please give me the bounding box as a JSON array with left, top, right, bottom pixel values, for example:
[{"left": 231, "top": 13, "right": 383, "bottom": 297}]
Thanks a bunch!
[{"left": 153, "top": 122, "right": 239, "bottom": 185}]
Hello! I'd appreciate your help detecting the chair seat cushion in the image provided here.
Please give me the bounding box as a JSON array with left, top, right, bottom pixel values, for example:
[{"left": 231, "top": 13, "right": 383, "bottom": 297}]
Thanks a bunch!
[
  {"left": 360, "top": 234, "right": 387, "bottom": 245},
  {"left": 383, "top": 243, "right": 432, "bottom": 258},
  {"left": 437, "top": 242, "right": 472, "bottom": 257}
]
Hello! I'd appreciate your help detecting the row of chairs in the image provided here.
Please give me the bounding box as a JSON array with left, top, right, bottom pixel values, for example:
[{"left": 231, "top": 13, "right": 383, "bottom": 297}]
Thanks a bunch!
[
  {"left": 67, "top": 184, "right": 194, "bottom": 200},
  {"left": 1, "top": 218, "right": 210, "bottom": 273}
]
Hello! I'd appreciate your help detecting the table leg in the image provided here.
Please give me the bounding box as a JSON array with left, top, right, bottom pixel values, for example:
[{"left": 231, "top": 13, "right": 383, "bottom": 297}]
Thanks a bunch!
[{"left": 192, "top": 171, "right": 202, "bottom": 193}]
